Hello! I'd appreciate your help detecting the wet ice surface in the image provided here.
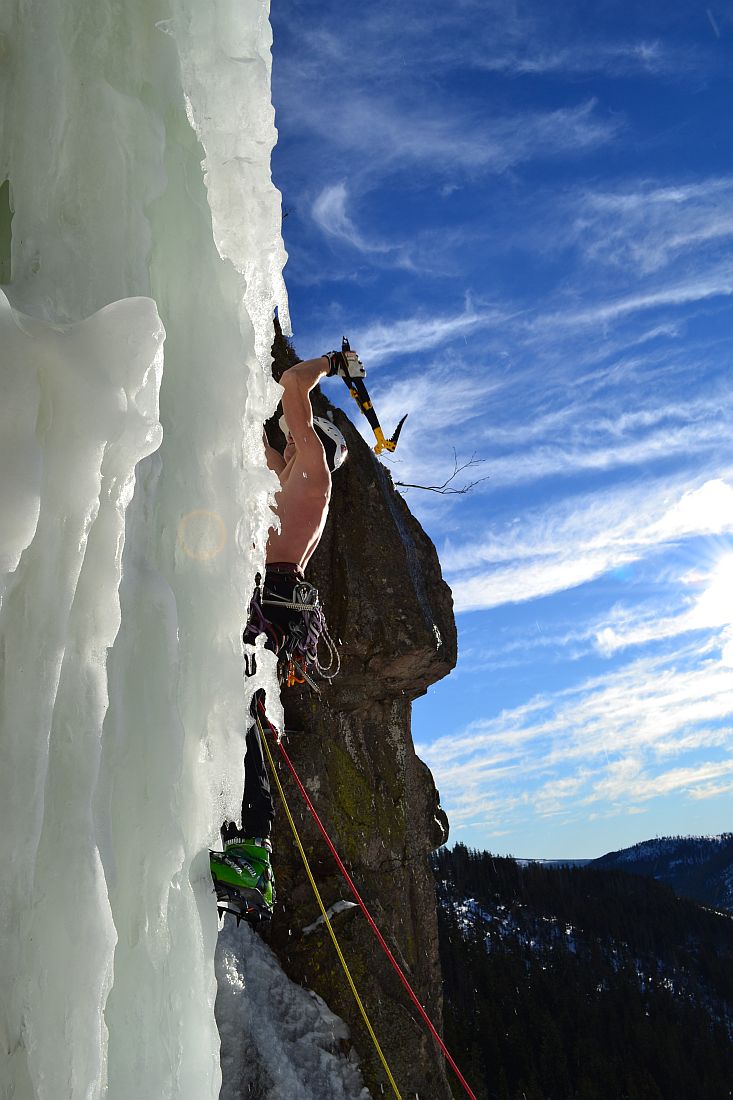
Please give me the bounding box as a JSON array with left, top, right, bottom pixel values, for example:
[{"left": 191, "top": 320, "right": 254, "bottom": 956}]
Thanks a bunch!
[{"left": 0, "top": 290, "right": 165, "bottom": 1099}]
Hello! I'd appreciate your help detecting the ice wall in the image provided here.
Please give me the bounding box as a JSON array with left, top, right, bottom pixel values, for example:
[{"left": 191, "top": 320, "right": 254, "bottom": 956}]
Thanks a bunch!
[{"left": 0, "top": 2, "right": 287, "bottom": 1097}]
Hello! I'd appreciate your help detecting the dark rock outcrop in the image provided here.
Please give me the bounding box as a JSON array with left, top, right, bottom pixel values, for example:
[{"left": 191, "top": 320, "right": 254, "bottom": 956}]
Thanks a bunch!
[{"left": 266, "top": 328, "right": 457, "bottom": 1097}]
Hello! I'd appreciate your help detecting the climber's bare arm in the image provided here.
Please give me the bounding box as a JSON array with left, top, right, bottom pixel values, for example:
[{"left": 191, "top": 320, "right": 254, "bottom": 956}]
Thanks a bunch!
[
  {"left": 283, "top": 356, "right": 331, "bottom": 389},
  {"left": 266, "top": 358, "right": 332, "bottom": 568},
  {"left": 280, "top": 358, "right": 331, "bottom": 487}
]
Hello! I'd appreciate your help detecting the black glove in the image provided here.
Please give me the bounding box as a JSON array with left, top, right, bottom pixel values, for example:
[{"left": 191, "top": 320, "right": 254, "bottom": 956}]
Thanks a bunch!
[{"left": 324, "top": 340, "right": 365, "bottom": 379}]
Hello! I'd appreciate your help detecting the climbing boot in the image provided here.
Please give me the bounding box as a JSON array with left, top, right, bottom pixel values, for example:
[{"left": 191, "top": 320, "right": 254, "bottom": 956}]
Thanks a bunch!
[{"left": 210, "top": 837, "right": 275, "bottom": 925}]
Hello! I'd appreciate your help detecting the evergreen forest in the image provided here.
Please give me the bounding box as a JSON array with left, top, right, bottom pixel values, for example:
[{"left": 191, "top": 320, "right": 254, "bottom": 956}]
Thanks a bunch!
[{"left": 432, "top": 844, "right": 733, "bottom": 1100}]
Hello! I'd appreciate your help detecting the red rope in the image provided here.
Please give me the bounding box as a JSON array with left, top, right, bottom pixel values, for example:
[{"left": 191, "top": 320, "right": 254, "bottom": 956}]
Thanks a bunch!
[{"left": 257, "top": 700, "right": 478, "bottom": 1100}]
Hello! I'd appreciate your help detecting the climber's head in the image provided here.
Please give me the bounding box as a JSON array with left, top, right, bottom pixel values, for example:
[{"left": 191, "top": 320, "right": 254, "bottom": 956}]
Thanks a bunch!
[{"left": 278, "top": 414, "right": 348, "bottom": 472}]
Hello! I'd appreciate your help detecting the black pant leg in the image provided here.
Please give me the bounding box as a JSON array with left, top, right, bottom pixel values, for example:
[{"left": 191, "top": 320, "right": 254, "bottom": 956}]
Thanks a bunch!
[{"left": 241, "top": 691, "right": 274, "bottom": 841}]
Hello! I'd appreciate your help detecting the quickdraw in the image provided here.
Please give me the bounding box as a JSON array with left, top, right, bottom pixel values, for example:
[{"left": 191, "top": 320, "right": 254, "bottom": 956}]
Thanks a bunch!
[
  {"left": 286, "top": 659, "right": 306, "bottom": 688},
  {"left": 338, "top": 337, "right": 407, "bottom": 456}
]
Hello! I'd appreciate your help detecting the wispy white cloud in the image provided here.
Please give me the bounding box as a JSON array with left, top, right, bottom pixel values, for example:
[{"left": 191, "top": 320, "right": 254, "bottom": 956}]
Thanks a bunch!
[
  {"left": 569, "top": 178, "right": 733, "bottom": 276},
  {"left": 288, "top": 212, "right": 493, "bottom": 286},
  {"left": 352, "top": 304, "right": 513, "bottom": 364},
  {"left": 653, "top": 479, "right": 733, "bottom": 539},
  {"left": 476, "top": 40, "right": 677, "bottom": 78},
  {"left": 444, "top": 478, "right": 733, "bottom": 576},
  {"left": 587, "top": 758, "right": 733, "bottom": 805},
  {"left": 371, "top": 370, "right": 499, "bottom": 438},
  {"left": 484, "top": 390, "right": 727, "bottom": 450},
  {"left": 274, "top": 0, "right": 733, "bottom": 859},
  {"left": 276, "top": 2, "right": 708, "bottom": 90},
  {"left": 444, "top": 478, "right": 733, "bottom": 612},
  {"left": 477, "top": 416, "right": 731, "bottom": 493},
  {"left": 311, "top": 182, "right": 389, "bottom": 253},
  {"left": 537, "top": 262, "right": 733, "bottom": 333},
  {"left": 417, "top": 643, "right": 733, "bottom": 833},
  {"left": 423, "top": 653, "right": 733, "bottom": 769},
  {"left": 595, "top": 543, "right": 733, "bottom": 656},
  {"left": 310, "top": 182, "right": 414, "bottom": 269},
  {"left": 287, "top": 92, "right": 619, "bottom": 182}
]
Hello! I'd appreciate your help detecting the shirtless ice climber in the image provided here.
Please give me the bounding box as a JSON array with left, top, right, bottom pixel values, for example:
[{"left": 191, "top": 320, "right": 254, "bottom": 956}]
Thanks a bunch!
[{"left": 209, "top": 345, "right": 361, "bottom": 924}]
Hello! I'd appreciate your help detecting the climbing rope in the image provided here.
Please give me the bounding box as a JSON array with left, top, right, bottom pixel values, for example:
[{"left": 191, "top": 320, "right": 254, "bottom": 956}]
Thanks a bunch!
[
  {"left": 257, "top": 700, "right": 479, "bottom": 1100},
  {"left": 257, "top": 712, "right": 403, "bottom": 1100}
]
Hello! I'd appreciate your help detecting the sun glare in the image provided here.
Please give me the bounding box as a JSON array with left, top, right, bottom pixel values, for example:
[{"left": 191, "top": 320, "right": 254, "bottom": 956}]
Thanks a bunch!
[{"left": 691, "top": 553, "right": 733, "bottom": 632}]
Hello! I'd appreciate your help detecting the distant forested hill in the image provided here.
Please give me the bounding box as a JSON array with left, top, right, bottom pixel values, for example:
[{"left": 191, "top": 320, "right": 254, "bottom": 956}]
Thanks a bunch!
[
  {"left": 591, "top": 833, "right": 733, "bottom": 913},
  {"left": 432, "top": 843, "right": 733, "bottom": 1100}
]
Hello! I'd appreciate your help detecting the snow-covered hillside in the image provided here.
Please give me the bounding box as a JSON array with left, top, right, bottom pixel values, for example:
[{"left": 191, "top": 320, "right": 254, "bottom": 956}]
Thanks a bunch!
[
  {"left": 433, "top": 845, "right": 733, "bottom": 1098},
  {"left": 593, "top": 833, "right": 733, "bottom": 912}
]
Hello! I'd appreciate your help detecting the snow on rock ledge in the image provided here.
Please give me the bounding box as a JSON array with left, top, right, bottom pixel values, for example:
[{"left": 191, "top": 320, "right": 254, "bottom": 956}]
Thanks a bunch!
[{"left": 216, "top": 920, "right": 370, "bottom": 1100}]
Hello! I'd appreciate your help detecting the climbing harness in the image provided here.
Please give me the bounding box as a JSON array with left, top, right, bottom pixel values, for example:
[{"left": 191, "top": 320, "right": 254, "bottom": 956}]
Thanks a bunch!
[
  {"left": 243, "top": 575, "right": 340, "bottom": 692},
  {"left": 257, "top": 700, "right": 479, "bottom": 1100},
  {"left": 257, "top": 710, "right": 403, "bottom": 1100},
  {"left": 262, "top": 580, "right": 340, "bottom": 688},
  {"left": 333, "top": 337, "right": 408, "bottom": 456}
]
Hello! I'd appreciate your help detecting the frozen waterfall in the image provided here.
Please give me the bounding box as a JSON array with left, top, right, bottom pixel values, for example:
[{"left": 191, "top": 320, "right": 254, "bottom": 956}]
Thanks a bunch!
[{"left": 0, "top": 1, "right": 307, "bottom": 1097}]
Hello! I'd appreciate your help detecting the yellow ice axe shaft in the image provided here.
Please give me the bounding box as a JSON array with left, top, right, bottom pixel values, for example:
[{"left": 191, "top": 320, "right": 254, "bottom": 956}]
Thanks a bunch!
[{"left": 342, "top": 375, "right": 407, "bottom": 455}]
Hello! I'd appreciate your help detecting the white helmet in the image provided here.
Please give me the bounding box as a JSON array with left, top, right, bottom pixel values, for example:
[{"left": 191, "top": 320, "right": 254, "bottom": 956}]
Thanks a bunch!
[
  {"left": 314, "top": 416, "right": 348, "bottom": 471},
  {"left": 278, "top": 414, "right": 348, "bottom": 472}
]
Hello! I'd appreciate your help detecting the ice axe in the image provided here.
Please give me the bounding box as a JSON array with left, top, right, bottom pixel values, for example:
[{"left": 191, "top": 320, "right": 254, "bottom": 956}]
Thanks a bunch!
[{"left": 335, "top": 337, "right": 407, "bottom": 455}]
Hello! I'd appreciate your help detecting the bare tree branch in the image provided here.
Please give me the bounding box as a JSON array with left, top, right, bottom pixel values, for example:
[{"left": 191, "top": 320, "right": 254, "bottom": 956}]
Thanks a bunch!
[{"left": 395, "top": 449, "right": 490, "bottom": 495}]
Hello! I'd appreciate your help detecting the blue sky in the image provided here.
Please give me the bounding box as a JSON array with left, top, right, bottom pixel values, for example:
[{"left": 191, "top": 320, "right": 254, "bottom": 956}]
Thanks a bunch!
[{"left": 269, "top": 0, "right": 733, "bottom": 858}]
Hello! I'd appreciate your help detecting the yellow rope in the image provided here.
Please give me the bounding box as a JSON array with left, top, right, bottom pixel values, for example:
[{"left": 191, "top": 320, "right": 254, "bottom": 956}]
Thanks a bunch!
[{"left": 258, "top": 716, "right": 403, "bottom": 1100}]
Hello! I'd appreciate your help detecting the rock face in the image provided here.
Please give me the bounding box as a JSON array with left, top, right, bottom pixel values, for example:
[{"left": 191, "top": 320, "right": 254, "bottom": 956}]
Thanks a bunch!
[{"left": 265, "top": 332, "right": 457, "bottom": 1098}]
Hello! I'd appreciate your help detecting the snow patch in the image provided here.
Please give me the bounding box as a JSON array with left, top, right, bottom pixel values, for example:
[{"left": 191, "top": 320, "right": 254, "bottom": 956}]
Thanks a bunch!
[
  {"left": 216, "top": 920, "right": 370, "bottom": 1100},
  {"left": 303, "top": 900, "right": 359, "bottom": 935}
]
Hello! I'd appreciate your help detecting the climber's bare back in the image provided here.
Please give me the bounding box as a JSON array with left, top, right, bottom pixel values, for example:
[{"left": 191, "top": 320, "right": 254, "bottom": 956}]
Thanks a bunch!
[
  {"left": 265, "top": 449, "right": 331, "bottom": 571},
  {"left": 264, "top": 358, "right": 332, "bottom": 573}
]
